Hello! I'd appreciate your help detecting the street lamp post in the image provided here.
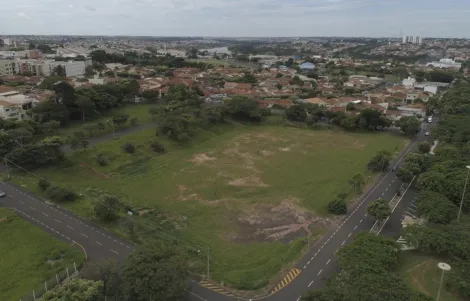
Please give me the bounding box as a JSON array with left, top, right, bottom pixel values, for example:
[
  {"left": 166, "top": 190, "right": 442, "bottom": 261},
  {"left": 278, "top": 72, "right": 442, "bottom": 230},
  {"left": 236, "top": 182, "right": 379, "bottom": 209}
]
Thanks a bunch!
[
  {"left": 198, "top": 248, "right": 210, "bottom": 280},
  {"left": 436, "top": 262, "right": 451, "bottom": 301},
  {"left": 458, "top": 166, "right": 470, "bottom": 222},
  {"left": 106, "top": 120, "right": 115, "bottom": 138}
]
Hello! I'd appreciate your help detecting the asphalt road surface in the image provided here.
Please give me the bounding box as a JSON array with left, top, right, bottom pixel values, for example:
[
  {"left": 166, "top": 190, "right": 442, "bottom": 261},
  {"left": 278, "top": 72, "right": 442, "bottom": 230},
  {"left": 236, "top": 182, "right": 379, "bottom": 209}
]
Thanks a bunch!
[{"left": 0, "top": 118, "right": 437, "bottom": 301}]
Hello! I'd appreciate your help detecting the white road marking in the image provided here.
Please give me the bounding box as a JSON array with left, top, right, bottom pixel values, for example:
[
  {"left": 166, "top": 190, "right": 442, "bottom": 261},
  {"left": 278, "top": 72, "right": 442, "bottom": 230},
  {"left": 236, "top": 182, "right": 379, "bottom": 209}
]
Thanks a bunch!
[
  {"left": 348, "top": 233, "right": 352, "bottom": 237},
  {"left": 67, "top": 225, "right": 73, "bottom": 230},
  {"left": 42, "top": 212, "right": 48, "bottom": 217},
  {"left": 29, "top": 206, "right": 36, "bottom": 211},
  {"left": 81, "top": 233, "right": 88, "bottom": 238},
  {"left": 326, "top": 259, "right": 331, "bottom": 265},
  {"left": 110, "top": 249, "right": 119, "bottom": 255},
  {"left": 317, "top": 269, "right": 322, "bottom": 275},
  {"left": 303, "top": 265, "right": 306, "bottom": 269},
  {"left": 308, "top": 281, "right": 314, "bottom": 288},
  {"left": 308, "top": 260, "right": 311, "bottom": 264},
  {"left": 96, "top": 241, "right": 103, "bottom": 246},
  {"left": 359, "top": 219, "right": 363, "bottom": 223},
  {"left": 19, "top": 201, "right": 24, "bottom": 204},
  {"left": 341, "top": 240, "right": 345, "bottom": 246},
  {"left": 297, "top": 298, "right": 301, "bottom": 301},
  {"left": 311, "top": 256, "right": 314, "bottom": 260},
  {"left": 54, "top": 219, "right": 61, "bottom": 223},
  {"left": 354, "top": 225, "right": 357, "bottom": 230}
]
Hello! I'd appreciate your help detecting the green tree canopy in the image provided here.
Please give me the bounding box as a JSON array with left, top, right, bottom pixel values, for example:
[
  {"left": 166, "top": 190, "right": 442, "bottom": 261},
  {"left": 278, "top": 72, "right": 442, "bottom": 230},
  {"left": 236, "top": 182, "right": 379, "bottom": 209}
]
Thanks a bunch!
[
  {"left": 367, "top": 198, "right": 391, "bottom": 222},
  {"left": 121, "top": 242, "right": 189, "bottom": 301}
]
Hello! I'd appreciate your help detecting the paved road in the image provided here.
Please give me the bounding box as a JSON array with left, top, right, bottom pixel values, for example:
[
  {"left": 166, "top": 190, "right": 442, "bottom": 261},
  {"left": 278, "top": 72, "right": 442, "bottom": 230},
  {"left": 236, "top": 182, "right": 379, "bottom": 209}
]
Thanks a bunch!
[
  {"left": 0, "top": 181, "right": 134, "bottom": 263},
  {"left": 61, "top": 122, "right": 157, "bottom": 154},
  {"left": 0, "top": 118, "right": 437, "bottom": 301}
]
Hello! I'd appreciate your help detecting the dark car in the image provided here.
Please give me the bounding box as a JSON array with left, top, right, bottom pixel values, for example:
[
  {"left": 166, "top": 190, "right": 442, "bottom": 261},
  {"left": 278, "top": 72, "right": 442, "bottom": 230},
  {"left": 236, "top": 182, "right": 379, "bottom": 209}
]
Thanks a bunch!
[{"left": 391, "top": 165, "right": 398, "bottom": 172}]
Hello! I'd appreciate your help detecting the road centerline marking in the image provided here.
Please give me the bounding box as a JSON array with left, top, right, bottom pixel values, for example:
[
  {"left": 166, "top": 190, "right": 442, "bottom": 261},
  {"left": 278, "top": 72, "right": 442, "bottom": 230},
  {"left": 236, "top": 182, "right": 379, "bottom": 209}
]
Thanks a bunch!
[
  {"left": 308, "top": 280, "right": 314, "bottom": 287},
  {"left": 96, "top": 241, "right": 103, "bottom": 246}
]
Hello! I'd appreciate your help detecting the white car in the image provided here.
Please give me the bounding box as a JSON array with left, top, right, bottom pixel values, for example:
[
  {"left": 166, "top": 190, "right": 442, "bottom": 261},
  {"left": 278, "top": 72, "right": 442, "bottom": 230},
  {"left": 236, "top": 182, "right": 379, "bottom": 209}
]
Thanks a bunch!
[
  {"left": 425, "top": 132, "right": 429, "bottom": 136},
  {"left": 0, "top": 191, "right": 5, "bottom": 197}
]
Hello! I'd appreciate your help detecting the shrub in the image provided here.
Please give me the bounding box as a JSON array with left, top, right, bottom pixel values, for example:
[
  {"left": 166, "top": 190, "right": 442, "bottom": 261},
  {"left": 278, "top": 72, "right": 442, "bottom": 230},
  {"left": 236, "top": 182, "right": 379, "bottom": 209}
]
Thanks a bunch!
[
  {"left": 150, "top": 141, "right": 165, "bottom": 154},
  {"left": 121, "top": 143, "right": 136, "bottom": 154},
  {"left": 94, "top": 194, "right": 121, "bottom": 223},
  {"left": 45, "top": 185, "right": 78, "bottom": 202},
  {"left": 38, "top": 179, "right": 51, "bottom": 191},
  {"left": 96, "top": 153, "right": 109, "bottom": 166},
  {"left": 328, "top": 198, "right": 347, "bottom": 215}
]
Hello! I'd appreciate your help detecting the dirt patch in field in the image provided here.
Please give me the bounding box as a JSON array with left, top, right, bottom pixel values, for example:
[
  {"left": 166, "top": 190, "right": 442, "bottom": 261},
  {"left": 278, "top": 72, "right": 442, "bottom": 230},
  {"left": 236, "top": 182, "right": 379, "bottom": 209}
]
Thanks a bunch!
[
  {"left": 229, "top": 176, "right": 268, "bottom": 188},
  {"left": 80, "top": 163, "right": 110, "bottom": 179},
  {"left": 190, "top": 153, "right": 216, "bottom": 165},
  {"left": 279, "top": 147, "right": 291, "bottom": 152},
  {"left": 231, "top": 198, "right": 330, "bottom": 243},
  {"left": 407, "top": 260, "right": 433, "bottom": 296},
  {"left": 260, "top": 150, "right": 274, "bottom": 156}
]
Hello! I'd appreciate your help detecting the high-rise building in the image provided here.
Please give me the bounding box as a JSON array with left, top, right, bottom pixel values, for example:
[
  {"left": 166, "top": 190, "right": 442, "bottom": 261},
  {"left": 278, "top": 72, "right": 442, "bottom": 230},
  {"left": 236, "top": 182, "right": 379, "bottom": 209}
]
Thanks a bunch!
[{"left": 402, "top": 35, "right": 423, "bottom": 44}]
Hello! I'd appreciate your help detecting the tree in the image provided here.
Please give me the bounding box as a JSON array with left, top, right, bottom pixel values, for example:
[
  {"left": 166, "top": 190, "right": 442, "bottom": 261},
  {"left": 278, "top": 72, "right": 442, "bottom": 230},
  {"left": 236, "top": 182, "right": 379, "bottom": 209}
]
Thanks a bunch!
[
  {"left": 328, "top": 198, "right": 347, "bottom": 215},
  {"left": 94, "top": 194, "right": 120, "bottom": 223},
  {"left": 82, "top": 260, "right": 120, "bottom": 300},
  {"left": 367, "top": 198, "right": 391, "bottom": 222},
  {"left": 397, "top": 167, "right": 414, "bottom": 183},
  {"left": 121, "top": 242, "right": 189, "bottom": 301},
  {"left": 397, "top": 116, "right": 421, "bottom": 137},
  {"left": 6, "top": 128, "right": 33, "bottom": 146},
  {"left": 158, "top": 115, "right": 195, "bottom": 141},
  {"left": 225, "top": 96, "right": 263, "bottom": 122},
  {"left": 0, "top": 131, "right": 16, "bottom": 156},
  {"left": 53, "top": 64, "right": 66, "bottom": 77},
  {"left": 41, "top": 278, "right": 104, "bottom": 301},
  {"left": 418, "top": 141, "right": 431, "bottom": 154},
  {"left": 121, "top": 143, "right": 136, "bottom": 154},
  {"left": 415, "top": 191, "right": 457, "bottom": 224},
  {"left": 285, "top": 105, "right": 308, "bottom": 122},
  {"left": 150, "top": 141, "right": 165, "bottom": 154},
  {"left": 367, "top": 150, "right": 392, "bottom": 172},
  {"left": 349, "top": 173, "right": 365, "bottom": 193},
  {"left": 76, "top": 95, "right": 96, "bottom": 122}
]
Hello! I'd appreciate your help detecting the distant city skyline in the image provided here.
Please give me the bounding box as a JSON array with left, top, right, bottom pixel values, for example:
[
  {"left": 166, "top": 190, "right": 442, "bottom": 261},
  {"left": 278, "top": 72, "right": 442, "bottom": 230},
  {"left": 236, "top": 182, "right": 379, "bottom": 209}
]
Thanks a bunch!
[{"left": 1, "top": 0, "right": 470, "bottom": 38}]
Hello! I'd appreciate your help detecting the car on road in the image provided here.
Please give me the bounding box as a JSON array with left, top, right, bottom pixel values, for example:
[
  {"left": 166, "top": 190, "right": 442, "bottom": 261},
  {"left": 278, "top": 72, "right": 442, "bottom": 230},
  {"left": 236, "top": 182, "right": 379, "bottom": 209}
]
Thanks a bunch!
[
  {"left": 425, "top": 132, "right": 429, "bottom": 136},
  {"left": 0, "top": 191, "right": 5, "bottom": 197},
  {"left": 392, "top": 165, "right": 398, "bottom": 172}
]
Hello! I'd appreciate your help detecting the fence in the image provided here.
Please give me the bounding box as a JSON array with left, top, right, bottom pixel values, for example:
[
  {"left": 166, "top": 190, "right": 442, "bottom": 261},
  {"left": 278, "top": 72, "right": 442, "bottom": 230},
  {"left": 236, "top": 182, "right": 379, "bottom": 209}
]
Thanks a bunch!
[{"left": 19, "top": 262, "right": 81, "bottom": 301}]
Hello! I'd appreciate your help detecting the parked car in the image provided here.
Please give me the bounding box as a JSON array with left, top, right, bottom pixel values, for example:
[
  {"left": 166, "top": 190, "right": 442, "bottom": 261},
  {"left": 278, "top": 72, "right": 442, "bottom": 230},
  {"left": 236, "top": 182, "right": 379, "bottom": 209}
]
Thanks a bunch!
[{"left": 0, "top": 191, "right": 5, "bottom": 197}]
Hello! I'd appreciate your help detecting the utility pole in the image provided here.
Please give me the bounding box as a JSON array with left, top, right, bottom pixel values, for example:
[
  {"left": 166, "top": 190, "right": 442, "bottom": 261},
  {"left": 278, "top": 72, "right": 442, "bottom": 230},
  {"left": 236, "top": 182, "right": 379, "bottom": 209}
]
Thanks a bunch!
[
  {"left": 458, "top": 166, "right": 470, "bottom": 222},
  {"left": 207, "top": 247, "right": 210, "bottom": 280},
  {"left": 4, "top": 157, "right": 10, "bottom": 179}
]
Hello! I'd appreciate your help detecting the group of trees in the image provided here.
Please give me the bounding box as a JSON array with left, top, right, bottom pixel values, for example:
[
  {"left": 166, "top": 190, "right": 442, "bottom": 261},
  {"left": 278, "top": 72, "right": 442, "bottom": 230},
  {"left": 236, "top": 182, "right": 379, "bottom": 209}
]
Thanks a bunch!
[
  {"left": 42, "top": 242, "right": 189, "bottom": 301},
  {"left": 328, "top": 173, "right": 365, "bottom": 215},
  {"left": 302, "top": 233, "right": 432, "bottom": 301},
  {"left": 401, "top": 83, "right": 470, "bottom": 299}
]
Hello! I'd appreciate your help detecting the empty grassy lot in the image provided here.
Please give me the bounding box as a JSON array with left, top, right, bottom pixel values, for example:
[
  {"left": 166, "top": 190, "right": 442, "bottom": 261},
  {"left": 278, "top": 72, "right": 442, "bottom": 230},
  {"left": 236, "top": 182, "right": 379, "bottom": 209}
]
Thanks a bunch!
[
  {"left": 0, "top": 208, "right": 84, "bottom": 301},
  {"left": 400, "top": 252, "right": 463, "bottom": 301},
  {"left": 13, "top": 125, "right": 407, "bottom": 289}
]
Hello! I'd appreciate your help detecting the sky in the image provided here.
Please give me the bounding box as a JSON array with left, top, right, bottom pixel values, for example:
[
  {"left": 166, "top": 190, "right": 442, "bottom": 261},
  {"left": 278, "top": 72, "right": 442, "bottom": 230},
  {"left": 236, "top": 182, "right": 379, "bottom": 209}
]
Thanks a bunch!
[{"left": 1, "top": 0, "right": 470, "bottom": 37}]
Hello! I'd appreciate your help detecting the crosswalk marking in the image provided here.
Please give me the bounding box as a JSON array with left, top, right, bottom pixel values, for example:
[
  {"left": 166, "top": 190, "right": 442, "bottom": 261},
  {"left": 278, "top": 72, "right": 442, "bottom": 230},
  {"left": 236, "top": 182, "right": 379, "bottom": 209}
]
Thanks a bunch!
[
  {"left": 199, "top": 280, "right": 236, "bottom": 297},
  {"left": 270, "top": 268, "right": 302, "bottom": 294}
]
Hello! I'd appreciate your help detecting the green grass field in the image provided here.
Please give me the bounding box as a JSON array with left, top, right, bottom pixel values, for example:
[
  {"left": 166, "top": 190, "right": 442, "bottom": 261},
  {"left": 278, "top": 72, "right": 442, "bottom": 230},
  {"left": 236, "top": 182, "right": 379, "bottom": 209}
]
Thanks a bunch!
[
  {"left": 0, "top": 208, "right": 85, "bottom": 301},
  {"left": 400, "top": 252, "right": 464, "bottom": 301},
  {"left": 12, "top": 125, "right": 407, "bottom": 290}
]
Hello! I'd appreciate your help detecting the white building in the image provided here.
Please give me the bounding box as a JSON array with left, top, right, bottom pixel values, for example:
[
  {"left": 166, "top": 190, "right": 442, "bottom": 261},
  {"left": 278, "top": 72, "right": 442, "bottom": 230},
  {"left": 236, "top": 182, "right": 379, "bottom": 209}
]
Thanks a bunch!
[
  {"left": 426, "top": 58, "right": 461, "bottom": 70},
  {"left": 0, "top": 87, "right": 33, "bottom": 120},
  {"left": 402, "top": 76, "right": 416, "bottom": 87},
  {"left": 402, "top": 35, "right": 423, "bottom": 44},
  {"left": 4, "top": 59, "right": 91, "bottom": 77}
]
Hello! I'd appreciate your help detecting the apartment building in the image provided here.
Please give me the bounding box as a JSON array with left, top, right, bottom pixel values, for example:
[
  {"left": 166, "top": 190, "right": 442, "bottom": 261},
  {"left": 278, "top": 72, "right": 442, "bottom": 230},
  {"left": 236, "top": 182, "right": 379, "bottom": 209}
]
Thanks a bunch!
[
  {"left": 0, "top": 59, "right": 92, "bottom": 77},
  {"left": 0, "top": 60, "right": 15, "bottom": 76}
]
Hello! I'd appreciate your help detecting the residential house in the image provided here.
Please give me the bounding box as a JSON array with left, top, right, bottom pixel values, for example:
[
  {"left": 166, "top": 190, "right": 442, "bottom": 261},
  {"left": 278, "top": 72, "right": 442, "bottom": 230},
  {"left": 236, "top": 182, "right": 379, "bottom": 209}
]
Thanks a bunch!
[{"left": 0, "top": 86, "right": 34, "bottom": 120}]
